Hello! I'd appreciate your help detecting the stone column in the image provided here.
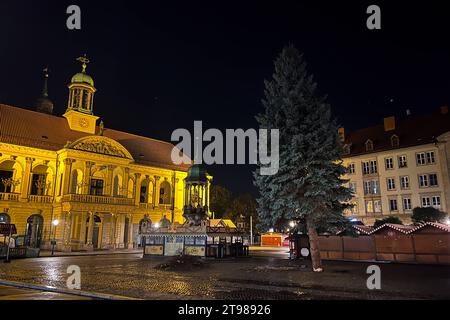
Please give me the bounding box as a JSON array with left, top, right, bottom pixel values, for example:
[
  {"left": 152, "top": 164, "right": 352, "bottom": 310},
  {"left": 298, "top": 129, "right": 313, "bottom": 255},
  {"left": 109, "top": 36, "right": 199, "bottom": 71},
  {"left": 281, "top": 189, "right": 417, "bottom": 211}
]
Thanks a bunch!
[
  {"left": 134, "top": 173, "right": 141, "bottom": 206},
  {"left": 62, "top": 212, "right": 73, "bottom": 252},
  {"left": 62, "top": 158, "right": 75, "bottom": 195},
  {"left": 123, "top": 168, "right": 130, "bottom": 197},
  {"left": 86, "top": 212, "right": 94, "bottom": 251},
  {"left": 106, "top": 165, "right": 116, "bottom": 196},
  {"left": 109, "top": 214, "right": 116, "bottom": 249},
  {"left": 20, "top": 157, "right": 34, "bottom": 200},
  {"left": 82, "top": 161, "right": 95, "bottom": 194},
  {"left": 154, "top": 175, "right": 161, "bottom": 207}
]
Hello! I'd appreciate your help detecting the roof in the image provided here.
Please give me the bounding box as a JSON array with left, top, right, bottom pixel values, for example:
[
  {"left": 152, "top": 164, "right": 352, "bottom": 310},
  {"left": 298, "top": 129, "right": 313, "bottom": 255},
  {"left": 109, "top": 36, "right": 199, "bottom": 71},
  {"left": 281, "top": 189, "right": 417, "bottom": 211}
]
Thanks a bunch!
[
  {"left": 371, "top": 223, "right": 416, "bottom": 234},
  {"left": 0, "top": 104, "right": 191, "bottom": 171},
  {"left": 343, "top": 108, "right": 450, "bottom": 157},
  {"left": 409, "top": 222, "right": 450, "bottom": 234},
  {"left": 337, "top": 225, "right": 374, "bottom": 236},
  {"left": 208, "top": 219, "right": 236, "bottom": 228}
]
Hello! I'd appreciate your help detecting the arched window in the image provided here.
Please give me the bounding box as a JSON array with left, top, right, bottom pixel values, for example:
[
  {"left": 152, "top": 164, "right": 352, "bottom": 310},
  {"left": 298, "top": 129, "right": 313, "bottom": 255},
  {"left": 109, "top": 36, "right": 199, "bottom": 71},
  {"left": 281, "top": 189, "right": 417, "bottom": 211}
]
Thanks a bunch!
[
  {"left": 0, "top": 213, "right": 10, "bottom": 224},
  {"left": 159, "top": 181, "right": 171, "bottom": 205},
  {"left": 365, "top": 139, "right": 374, "bottom": 152},
  {"left": 113, "top": 175, "right": 120, "bottom": 196},
  {"left": 391, "top": 135, "right": 399, "bottom": 148},
  {"left": 25, "top": 214, "right": 44, "bottom": 248}
]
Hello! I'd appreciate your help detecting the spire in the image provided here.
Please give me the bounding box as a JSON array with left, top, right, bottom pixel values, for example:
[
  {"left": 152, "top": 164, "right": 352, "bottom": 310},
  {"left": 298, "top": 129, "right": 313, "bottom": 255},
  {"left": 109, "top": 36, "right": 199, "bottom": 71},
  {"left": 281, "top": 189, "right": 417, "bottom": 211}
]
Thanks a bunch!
[
  {"left": 76, "top": 54, "right": 90, "bottom": 73},
  {"left": 35, "top": 66, "right": 54, "bottom": 114}
]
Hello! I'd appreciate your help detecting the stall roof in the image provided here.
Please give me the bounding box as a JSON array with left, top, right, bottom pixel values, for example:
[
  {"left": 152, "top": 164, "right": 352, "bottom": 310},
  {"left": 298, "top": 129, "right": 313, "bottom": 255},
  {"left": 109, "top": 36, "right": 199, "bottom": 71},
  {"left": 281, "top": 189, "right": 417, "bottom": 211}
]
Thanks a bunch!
[
  {"left": 371, "top": 224, "right": 416, "bottom": 235},
  {"left": 408, "top": 222, "right": 450, "bottom": 234}
]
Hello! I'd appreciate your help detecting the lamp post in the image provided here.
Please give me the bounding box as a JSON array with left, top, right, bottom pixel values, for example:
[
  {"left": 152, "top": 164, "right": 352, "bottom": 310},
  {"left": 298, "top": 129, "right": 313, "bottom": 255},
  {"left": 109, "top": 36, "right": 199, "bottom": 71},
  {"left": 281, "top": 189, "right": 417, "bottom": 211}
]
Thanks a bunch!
[{"left": 51, "top": 219, "right": 59, "bottom": 256}]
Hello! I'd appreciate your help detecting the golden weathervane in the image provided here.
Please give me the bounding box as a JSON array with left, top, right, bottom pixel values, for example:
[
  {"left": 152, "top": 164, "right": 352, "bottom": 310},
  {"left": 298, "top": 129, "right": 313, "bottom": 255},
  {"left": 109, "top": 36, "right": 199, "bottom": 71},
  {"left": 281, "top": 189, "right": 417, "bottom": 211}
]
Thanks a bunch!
[{"left": 76, "top": 54, "right": 90, "bottom": 72}]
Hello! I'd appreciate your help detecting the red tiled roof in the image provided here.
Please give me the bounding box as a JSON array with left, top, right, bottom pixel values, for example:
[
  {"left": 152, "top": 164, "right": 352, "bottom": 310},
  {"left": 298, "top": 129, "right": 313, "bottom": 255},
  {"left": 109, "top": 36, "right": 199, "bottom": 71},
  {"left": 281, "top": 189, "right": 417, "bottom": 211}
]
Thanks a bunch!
[
  {"left": 343, "top": 109, "right": 450, "bottom": 157},
  {"left": 0, "top": 104, "right": 191, "bottom": 171}
]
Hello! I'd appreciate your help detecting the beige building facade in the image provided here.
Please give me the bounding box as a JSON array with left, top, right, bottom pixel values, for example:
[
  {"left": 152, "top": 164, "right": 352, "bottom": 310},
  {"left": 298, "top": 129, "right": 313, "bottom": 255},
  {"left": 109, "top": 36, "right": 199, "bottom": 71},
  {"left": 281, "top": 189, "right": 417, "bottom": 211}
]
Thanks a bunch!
[{"left": 341, "top": 108, "right": 450, "bottom": 225}]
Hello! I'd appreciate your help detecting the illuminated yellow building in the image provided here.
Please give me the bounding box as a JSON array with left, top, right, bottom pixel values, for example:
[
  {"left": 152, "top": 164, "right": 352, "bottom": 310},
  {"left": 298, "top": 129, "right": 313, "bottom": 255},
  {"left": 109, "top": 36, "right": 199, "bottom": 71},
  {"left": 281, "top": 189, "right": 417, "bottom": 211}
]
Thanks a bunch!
[
  {"left": 341, "top": 109, "right": 450, "bottom": 225},
  {"left": 0, "top": 56, "right": 202, "bottom": 252}
]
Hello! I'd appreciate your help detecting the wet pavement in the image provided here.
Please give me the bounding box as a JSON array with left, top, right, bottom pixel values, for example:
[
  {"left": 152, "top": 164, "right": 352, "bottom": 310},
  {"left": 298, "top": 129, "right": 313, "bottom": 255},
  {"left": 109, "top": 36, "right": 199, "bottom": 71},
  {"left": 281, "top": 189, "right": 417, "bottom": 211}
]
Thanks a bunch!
[
  {"left": 0, "top": 284, "right": 92, "bottom": 300},
  {"left": 0, "top": 252, "right": 449, "bottom": 300}
]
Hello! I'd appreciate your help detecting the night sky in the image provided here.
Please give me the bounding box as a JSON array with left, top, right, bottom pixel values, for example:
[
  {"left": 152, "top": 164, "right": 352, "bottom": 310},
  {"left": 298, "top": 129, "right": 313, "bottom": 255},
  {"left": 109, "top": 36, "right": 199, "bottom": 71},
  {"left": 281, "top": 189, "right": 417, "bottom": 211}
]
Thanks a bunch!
[{"left": 1, "top": 1, "right": 449, "bottom": 195}]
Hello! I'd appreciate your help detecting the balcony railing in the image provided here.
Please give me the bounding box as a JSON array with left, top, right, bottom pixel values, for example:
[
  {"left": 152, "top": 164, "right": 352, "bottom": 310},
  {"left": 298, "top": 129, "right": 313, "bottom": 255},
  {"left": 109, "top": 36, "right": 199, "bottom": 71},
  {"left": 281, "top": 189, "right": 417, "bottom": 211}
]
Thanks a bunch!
[
  {"left": 63, "top": 194, "right": 134, "bottom": 206},
  {"left": 139, "top": 203, "right": 154, "bottom": 209},
  {"left": 158, "top": 204, "right": 173, "bottom": 210},
  {"left": 29, "top": 195, "right": 53, "bottom": 203},
  {"left": 0, "top": 193, "right": 19, "bottom": 201}
]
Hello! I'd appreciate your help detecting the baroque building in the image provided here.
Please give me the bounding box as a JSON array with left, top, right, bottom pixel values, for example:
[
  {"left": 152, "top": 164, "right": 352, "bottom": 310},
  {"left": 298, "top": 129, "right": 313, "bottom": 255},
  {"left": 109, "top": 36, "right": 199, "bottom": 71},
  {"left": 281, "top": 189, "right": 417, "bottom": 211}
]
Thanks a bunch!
[
  {"left": 0, "top": 56, "right": 204, "bottom": 252},
  {"left": 341, "top": 107, "right": 450, "bottom": 225}
]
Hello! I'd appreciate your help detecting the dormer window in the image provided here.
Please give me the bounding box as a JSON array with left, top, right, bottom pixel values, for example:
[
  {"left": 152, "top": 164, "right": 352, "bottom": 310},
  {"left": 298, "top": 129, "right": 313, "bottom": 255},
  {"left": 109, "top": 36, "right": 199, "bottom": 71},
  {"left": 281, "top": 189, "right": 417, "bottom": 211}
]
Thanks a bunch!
[
  {"left": 365, "top": 139, "right": 373, "bottom": 152},
  {"left": 343, "top": 144, "right": 351, "bottom": 155},
  {"left": 391, "top": 135, "right": 399, "bottom": 148}
]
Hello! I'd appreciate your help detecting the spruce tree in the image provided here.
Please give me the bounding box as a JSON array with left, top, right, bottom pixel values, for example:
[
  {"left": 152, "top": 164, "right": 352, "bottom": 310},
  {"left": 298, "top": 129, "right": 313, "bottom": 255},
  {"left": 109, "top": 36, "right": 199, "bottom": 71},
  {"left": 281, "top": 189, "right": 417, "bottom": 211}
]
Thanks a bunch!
[{"left": 254, "top": 45, "right": 352, "bottom": 271}]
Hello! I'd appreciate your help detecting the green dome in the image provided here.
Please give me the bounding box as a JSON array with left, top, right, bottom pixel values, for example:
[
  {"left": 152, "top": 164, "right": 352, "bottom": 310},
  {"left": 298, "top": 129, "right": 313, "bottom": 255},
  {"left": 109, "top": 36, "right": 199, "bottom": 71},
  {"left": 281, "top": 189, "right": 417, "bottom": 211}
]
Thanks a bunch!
[
  {"left": 185, "top": 164, "right": 208, "bottom": 183},
  {"left": 71, "top": 72, "right": 94, "bottom": 86}
]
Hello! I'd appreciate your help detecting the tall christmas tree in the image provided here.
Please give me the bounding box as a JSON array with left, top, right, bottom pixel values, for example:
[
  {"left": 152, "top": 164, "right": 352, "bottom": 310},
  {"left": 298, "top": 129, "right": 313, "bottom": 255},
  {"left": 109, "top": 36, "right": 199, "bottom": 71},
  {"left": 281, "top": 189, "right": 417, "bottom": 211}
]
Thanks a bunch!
[{"left": 254, "top": 45, "right": 352, "bottom": 271}]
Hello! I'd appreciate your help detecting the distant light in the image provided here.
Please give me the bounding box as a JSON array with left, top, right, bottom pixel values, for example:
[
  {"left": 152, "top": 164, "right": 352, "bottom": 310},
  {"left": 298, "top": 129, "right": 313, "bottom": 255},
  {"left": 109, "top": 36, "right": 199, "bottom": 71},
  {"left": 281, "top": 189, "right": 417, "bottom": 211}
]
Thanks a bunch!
[
  {"left": 268, "top": 228, "right": 274, "bottom": 233},
  {"left": 289, "top": 221, "right": 295, "bottom": 228},
  {"left": 52, "top": 219, "right": 59, "bottom": 226},
  {"left": 154, "top": 223, "right": 160, "bottom": 229},
  {"left": 445, "top": 218, "right": 450, "bottom": 226},
  {"left": 350, "top": 218, "right": 358, "bottom": 223}
]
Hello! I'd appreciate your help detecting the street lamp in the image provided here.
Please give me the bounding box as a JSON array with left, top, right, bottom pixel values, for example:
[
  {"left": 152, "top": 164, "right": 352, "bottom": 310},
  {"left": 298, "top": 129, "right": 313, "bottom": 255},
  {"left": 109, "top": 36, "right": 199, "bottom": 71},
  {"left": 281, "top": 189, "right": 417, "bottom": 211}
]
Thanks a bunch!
[
  {"left": 289, "top": 221, "right": 296, "bottom": 228},
  {"left": 51, "top": 219, "right": 59, "bottom": 256}
]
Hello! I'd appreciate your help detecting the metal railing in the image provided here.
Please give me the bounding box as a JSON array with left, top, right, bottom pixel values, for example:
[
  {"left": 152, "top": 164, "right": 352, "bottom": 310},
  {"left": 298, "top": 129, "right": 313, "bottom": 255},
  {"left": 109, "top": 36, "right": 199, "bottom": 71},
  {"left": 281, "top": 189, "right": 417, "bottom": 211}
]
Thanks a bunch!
[{"left": 62, "top": 194, "right": 134, "bottom": 206}]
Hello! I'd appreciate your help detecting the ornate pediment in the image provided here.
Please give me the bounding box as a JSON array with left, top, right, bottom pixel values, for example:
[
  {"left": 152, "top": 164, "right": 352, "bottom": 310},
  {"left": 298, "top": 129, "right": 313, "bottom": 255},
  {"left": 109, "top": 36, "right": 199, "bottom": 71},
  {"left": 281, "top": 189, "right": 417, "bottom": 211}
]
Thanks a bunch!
[{"left": 65, "top": 136, "right": 133, "bottom": 160}]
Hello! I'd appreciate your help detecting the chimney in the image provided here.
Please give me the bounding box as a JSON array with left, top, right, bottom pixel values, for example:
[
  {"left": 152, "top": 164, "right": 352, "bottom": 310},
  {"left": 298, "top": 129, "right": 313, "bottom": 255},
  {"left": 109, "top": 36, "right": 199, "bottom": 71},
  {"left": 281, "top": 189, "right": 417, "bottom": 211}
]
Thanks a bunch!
[
  {"left": 383, "top": 116, "right": 396, "bottom": 132},
  {"left": 338, "top": 127, "right": 345, "bottom": 142},
  {"left": 440, "top": 105, "right": 449, "bottom": 115}
]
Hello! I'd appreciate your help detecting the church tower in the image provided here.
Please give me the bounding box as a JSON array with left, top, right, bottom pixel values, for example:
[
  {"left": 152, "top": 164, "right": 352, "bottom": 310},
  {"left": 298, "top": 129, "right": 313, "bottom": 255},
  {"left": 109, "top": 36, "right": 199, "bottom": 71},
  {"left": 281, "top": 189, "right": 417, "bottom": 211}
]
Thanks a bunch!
[
  {"left": 34, "top": 67, "right": 54, "bottom": 114},
  {"left": 63, "top": 55, "right": 99, "bottom": 134}
]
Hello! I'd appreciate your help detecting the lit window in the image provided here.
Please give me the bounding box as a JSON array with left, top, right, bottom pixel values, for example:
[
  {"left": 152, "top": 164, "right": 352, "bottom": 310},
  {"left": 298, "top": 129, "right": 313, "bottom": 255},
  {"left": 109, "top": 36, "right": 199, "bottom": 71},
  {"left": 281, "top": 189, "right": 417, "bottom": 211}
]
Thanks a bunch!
[
  {"left": 421, "top": 197, "right": 431, "bottom": 208},
  {"left": 365, "top": 200, "right": 374, "bottom": 213},
  {"left": 385, "top": 157, "right": 394, "bottom": 170},
  {"left": 362, "top": 161, "right": 370, "bottom": 175},
  {"left": 374, "top": 200, "right": 382, "bottom": 213},
  {"left": 370, "top": 160, "right": 378, "bottom": 174}
]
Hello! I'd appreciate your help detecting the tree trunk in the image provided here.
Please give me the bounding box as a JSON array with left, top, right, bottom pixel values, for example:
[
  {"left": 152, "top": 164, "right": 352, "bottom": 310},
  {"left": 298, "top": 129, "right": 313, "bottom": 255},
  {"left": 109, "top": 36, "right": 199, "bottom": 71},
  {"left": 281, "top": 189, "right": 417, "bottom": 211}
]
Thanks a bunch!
[{"left": 307, "top": 217, "right": 323, "bottom": 272}]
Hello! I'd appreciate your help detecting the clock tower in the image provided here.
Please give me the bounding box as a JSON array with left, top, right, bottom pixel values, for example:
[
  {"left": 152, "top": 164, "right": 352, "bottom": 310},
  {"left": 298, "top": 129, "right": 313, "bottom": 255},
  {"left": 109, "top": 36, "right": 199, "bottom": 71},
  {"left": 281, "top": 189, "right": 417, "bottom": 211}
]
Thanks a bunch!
[{"left": 63, "top": 55, "right": 99, "bottom": 134}]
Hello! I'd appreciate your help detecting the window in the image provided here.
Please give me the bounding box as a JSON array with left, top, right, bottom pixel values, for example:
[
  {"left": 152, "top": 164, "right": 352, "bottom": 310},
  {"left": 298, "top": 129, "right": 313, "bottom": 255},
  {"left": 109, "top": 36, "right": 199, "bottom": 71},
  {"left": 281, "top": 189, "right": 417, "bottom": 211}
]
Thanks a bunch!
[
  {"left": 348, "top": 163, "right": 356, "bottom": 174},
  {"left": 398, "top": 155, "right": 407, "bottom": 168},
  {"left": 432, "top": 196, "right": 441, "bottom": 209},
  {"left": 419, "top": 175, "right": 429, "bottom": 188},
  {"left": 385, "top": 157, "right": 394, "bottom": 170},
  {"left": 389, "top": 199, "right": 398, "bottom": 211},
  {"left": 364, "top": 180, "right": 380, "bottom": 195},
  {"left": 374, "top": 200, "right": 382, "bottom": 213},
  {"left": 370, "top": 160, "right": 378, "bottom": 174},
  {"left": 417, "top": 153, "right": 426, "bottom": 165},
  {"left": 403, "top": 198, "right": 412, "bottom": 211},
  {"left": 387, "top": 178, "right": 396, "bottom": 191},
  {"left": 429, "top": 174, "right": 438, "bottom": 187},
  {"left": 421, "top": 197, "right": 431, "bottom": 208},
  {"left": 362, "top": 162, "right": 370, "bottom": 175},
  {"left": 349, "top": 182, "right": 357, "bottom": 193},
  {"left": 365, "top": 201, "right": 374, "bottom": 213},
  {"left": 90, "top": 179, "right": 104, "bottom": 196},
  {"left": 417, "top": 151, "right": 436, "bottom": 165},
  {"left": 419, "top": 174, "right": 438, "bottom": 188},
  {"left": 400, "top": 176, "right": 410, "bottom": 190},
  {"left": 365, "top": 140, "right": 373, "bottom": 152},
  {"left": 30, "top": 174, "right": 47, "bottom": 196},
  {"left": 426, "top": 151, "right": 436, "bottom": 164},
  {"left": 0, "top": 213, "right": 10, "bottom": 224},
  {"left": 0, "top": 170, "right": 14, "bottom": 193},
  {"left": 391, "top": 135, "right": 399, "bottom": 148},
  {"left": 351, "top": 202, "right": 359, "bottom": 214},
  {"left": 363, "top": 160, "right": 378, "bottom": 175}
]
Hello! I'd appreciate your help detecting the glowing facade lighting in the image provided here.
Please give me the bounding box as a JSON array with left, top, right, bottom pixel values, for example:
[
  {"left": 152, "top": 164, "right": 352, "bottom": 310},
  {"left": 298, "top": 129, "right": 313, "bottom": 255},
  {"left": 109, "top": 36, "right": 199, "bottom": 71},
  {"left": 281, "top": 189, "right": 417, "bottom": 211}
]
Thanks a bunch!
[{"left": 52, "top": 219, "right": 59, "bottom": 226}]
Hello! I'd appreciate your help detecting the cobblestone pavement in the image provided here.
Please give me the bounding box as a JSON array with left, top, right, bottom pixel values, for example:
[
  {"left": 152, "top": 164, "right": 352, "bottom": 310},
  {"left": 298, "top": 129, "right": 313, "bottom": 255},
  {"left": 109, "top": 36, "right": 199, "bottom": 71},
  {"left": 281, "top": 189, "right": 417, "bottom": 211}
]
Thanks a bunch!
[
  {"left": 0, "top": 285, "right": 92, "bottom": 300},
  {"left": 0, "top": 253, "right": 449, "bottom": 300}
]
